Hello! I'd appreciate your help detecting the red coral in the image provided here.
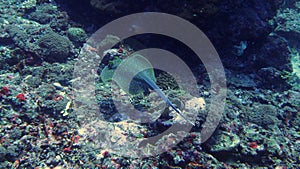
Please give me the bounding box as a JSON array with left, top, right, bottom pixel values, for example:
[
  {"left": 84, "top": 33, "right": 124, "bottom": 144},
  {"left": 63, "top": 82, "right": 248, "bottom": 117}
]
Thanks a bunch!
[
  {"left": 16, "top": 93, "right": 26, "bottom": 102},
  {"left": 53, "top": 95, "right": 64, "bottom": 101},
  {"left": 249, "top": 142, "right": 258, "bottom": 149},
  {"left": 71, "top": 135, "right": 81, "bottom": 143},
  {"left": 63, "top": 147, "right": 72, "bottom": 153},
  {"left": 1, "top": 86, "right": 10, "bottom": 96}
]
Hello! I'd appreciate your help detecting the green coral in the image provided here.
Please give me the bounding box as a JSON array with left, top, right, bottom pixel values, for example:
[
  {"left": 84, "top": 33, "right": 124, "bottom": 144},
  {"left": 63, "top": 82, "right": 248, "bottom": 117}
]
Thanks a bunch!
[
  {"left": 38, "top": 32, "right": 71, "bottom": 62},
  {"left": 207, "top": 131, "right": 240, "bottom": 152},
  {"left": 67, "top": 27, "right": 87, "bottom": 44},
  {"left": 281, "top": 47, "right": 300, "bottom": 90},
  {"left": 272, "top": 7, "right": 300, "bottom": 33}
]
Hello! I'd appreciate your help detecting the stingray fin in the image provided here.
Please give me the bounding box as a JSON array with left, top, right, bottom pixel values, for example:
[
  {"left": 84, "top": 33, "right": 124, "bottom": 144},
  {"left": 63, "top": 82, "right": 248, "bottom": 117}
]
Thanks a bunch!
[{"left": 100, "top": 66, "right": 115, "bottom": 83}]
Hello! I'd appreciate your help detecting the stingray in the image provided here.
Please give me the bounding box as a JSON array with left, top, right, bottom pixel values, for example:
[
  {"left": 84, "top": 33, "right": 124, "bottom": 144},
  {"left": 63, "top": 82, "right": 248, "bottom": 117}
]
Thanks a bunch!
[{"left": 101, "top": 54, "right": 194, "bottom": 125}]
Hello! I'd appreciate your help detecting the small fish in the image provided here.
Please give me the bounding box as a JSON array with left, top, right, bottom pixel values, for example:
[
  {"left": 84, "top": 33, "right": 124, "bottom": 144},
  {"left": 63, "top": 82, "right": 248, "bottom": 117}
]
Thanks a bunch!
[{"left": 101, "top": 53, "right": 194, "bottom": 125}]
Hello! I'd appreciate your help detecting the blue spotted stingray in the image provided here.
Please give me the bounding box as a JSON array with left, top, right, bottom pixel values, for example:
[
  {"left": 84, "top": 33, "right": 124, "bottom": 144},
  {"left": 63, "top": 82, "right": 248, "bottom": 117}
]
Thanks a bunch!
[{"left": 101, "top": 54, "right": 193, "bottom": 125}]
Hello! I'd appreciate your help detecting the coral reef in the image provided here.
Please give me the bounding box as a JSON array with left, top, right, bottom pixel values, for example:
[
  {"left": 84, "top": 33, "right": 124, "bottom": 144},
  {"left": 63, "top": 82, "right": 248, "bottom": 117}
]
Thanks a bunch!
[{"left": 0, "top": 0, "right": 299, "bottom": 168}]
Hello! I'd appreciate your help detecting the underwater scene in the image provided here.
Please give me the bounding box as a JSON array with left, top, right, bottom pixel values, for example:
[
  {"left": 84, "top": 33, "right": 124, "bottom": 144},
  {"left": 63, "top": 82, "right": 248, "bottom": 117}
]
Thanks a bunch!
[{"left": 0, "top": 0, "right": 299, "bottom": 168}]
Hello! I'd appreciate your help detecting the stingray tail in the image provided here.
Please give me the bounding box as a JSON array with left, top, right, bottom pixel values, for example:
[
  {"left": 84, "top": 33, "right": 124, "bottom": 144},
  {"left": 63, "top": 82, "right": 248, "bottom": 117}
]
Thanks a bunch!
[
  {"left": 165, "top": 98, "right": 195, "bottom": 126},
  {"left": 145, "top": 77, "right": 194, "bottom": 125}
]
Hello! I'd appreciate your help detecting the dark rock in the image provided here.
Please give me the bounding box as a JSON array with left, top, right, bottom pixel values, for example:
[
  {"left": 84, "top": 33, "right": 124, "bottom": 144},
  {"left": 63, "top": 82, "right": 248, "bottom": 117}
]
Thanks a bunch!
[
  {"left": 245, "top": 104, "right": 280, "bottom": 128},
  {"left": 49, "top": 11, "right": 70, "bottom": 32},
  {"left": 272, "top": 7, "right": 300, "bottom": 48},
  {"left": 23, "top": 76, "right": 42, "bottom": 88},
  {"left": 0, "top": 146, "right": 7, "bottom": 162},
  {"left": 227, "top": 72, "right": 257, "bottom": 88},
  {"left": 0, "top": 161, "right": 9, "bottom": 169},
  {"left": 36, "top": 84, "right": 56, "bottom": 100},
  {"left": 53, "top": 125, "right": 68, "bottom": 135},
  {"left": 285, "top": 90, "right": 300, "bottom": 108},
  {"left": 226, "top": 8, "right": 272, "bottom": 43},
  {"left": 42, "top": 62, "right": 74, "bottom": 85},
  {"left": 257, "top": 67, "right": 290, "bottom": 90},
  {"left": 27, "top": 4, "right": 58, "bottom": 24},
  {"left": 256, "top": 35, "right": 291, "bottom": 70},
  {"left": 42, "top": 98, "right": 68, "bottom": 117},
  {"left": 89, "top": 0, "right": 220, "bottom": 20},
  {"left": 7, "top": 24, "right": 52, "bottom": 52},
  {"left": 7, "top": 25, "right": 29, "bottom": 50},
  {"left": 206, "top": 0, "right": 280, "bottom": 70},
  {"left": 6, "top": 145, "right": 20, "bottom": 161},
  {"left": 9, "top": 128, "right": 22, "bottom": 140}
]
